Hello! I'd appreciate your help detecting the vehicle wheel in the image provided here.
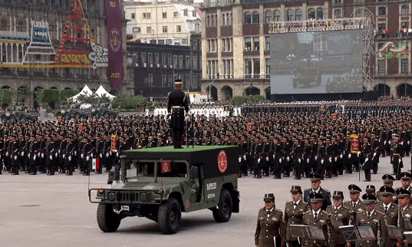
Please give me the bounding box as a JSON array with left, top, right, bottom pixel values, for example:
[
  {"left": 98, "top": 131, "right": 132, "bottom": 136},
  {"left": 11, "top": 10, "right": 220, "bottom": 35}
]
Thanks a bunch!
[
  {"left": 19, "top": 116, "right": 27, "bottom": 123},
  {"left": 212, "top": 189, "right": 233, "bottom": 223},
  {"left": 110, "top": 112, "right": 117, "bottom": 117},
  {"left": 158, "top": 198, "right": 181, "bottom": 234},
  {"left": 96, "top": 203, "right": 121, "bottom": 232},
  {"left": 64, "top": 113, "right": 71, "bottom": 120},
  {"left": 74, "top": 113, "right": 80, "bottom": 119},
  {"left": 93, "top": 111, "right": 100, "bottom": 118},
  {"left": 9, "top": 115, "right": 16, "bottom": 124},
  {"left": 1, "top": 115, "right": 8, "bottom": 123},
  {"left": 104, "top": 112, "right": 110, "bottom": 118}
]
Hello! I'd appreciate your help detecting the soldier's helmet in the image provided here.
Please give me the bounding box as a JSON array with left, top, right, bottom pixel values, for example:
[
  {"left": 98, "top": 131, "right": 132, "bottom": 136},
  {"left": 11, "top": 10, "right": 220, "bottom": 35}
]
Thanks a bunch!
[
  {"left": 382, "top": 174, "right": 395, "bottom": 184},
  {"left": 400, "top": 172, "right": 412, "bottom": 181},
  {"left": 348, "top": 184, "right": 362, "bottom": 194},
  {"left": 332, "top": 191, "right": 344, "bottom": 200},
  {"left": 361, "top": 193, "right": 377, "bottom": 204},
  {"left": 397, "top": 188, "right": 412, "bottom": 198},
  {"left": 309, "top": 193, "right": 324, "bottom": 203},
  {"left": 365, "top": 185, "right": 376, "bottom": 194},
  {"left": 263, "top": 193, "right": 275, "bottom": 202}
]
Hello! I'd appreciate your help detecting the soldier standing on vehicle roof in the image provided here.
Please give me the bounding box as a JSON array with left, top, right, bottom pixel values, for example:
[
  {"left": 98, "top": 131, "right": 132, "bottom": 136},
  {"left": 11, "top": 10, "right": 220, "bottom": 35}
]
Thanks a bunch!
[{"left": 167, "top": 79, "right": 189, "bottom": 149}]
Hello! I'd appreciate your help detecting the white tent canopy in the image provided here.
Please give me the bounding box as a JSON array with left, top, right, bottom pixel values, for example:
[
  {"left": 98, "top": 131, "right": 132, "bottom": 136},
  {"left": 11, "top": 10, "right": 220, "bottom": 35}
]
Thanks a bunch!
[
  {"left": 95, "top": 85, "right": 115, "bottom": 99},
  {"left": 68, "top": 85, "right": 93, "bottom": 102}
]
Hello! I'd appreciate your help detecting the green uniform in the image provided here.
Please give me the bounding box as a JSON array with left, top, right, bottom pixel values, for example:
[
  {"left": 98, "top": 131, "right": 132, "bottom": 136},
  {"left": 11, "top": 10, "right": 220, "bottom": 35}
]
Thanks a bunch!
[
  {"left": 344, "top": 200, "right": 365, "bottom": 224},
  {"left": 302, "top": 210, "right": 330, "bottom": 247},
  {"left": 325, "top": 205, "right": 350, "bottom": 247},
  {"left": 254, "top": 207, "right": 286, "bottom": 247},
  {"left": 284, "top": 200, "right": 309, "bottom": 243},
  {"left": 399, "top": 204, "right": 412, "bottom": 246},
  {"left": 376, "top": 202, "right": 398, "bottom": 247},
  {"left": 355, "top": 210, "right": 388, "bottom": 247}
]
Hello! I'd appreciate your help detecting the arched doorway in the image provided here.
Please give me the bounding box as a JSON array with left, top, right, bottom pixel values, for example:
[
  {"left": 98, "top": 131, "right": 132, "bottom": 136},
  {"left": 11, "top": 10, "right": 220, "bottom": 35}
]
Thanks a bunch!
[
  {"left": 244, "top": 86, "right": 260, "bottom": 96},
  {"left": 17, "top": 86, "right": 28, "bottom": 104},
  {"left": 373, "top": 84, "right": 390, "bottom": 97},
  {"left": 265, "top": 87, "right": 271, "bottom": 100},
  {"left": 397, "top": 84, "right": 412, "bottom": 97},
  {"left": 33, "top": 86, "right": 43, "bottom": 109},
  {"left": 205, "top": 85, "right": 218, "bottom": 101},
  {"left": 220, "top": 85, "right": 233, "bottom": 101}
]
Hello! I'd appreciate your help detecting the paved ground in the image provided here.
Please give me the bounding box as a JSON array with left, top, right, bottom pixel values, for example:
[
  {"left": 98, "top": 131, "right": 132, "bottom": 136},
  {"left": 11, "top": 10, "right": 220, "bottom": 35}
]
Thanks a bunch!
[{"left": 0, "top": 157, "right": 408, "bottom": 247}]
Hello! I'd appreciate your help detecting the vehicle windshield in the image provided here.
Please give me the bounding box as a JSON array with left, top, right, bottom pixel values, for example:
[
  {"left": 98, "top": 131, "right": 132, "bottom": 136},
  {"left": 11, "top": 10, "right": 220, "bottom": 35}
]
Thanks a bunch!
[
  {"left": 124, "top": 160, "right": 188, "bottom": 181},
  {"left": 157, "top": 161, "right": 188, "bottom": 178}
]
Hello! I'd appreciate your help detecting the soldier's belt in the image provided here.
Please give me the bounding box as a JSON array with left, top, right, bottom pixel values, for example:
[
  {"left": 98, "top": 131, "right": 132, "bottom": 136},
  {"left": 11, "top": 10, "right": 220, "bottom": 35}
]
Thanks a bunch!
[
  {"left": 172, "top": 106, "right": 184, "bottom": 109},
  {"left": 393, "top": 153, "right": 400, "bottom": 156}
]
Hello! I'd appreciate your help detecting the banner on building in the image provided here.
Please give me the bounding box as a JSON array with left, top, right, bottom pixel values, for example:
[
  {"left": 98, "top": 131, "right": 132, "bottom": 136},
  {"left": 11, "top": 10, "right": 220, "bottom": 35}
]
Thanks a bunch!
[{"left": 105, "top": 0, "right": 124, "bottom": 90}]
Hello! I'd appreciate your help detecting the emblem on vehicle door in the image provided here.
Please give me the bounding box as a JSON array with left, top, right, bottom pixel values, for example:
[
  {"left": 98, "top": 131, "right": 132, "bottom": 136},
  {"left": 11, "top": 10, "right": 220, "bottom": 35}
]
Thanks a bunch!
[{"left": 218, "top": 150, "right": 228, "bottom": 173}]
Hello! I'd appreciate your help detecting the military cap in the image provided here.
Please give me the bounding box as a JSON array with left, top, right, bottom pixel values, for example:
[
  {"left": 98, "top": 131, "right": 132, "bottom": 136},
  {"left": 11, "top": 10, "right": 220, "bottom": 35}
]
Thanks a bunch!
[
  {"left": 290, "top": 185, "right": 302, "bottom": 194},
  {"left": 366, "top": 185, "right": 376, "bottom": 194},
  {"left": 263, "top": 193, "right": 275, "bottom": 202},
  {"left": 309, "top": 172, "right": 323, "bottom": 182},
  {"left": 348, "top": 184, "right": 362, "bottom": 194},
  {"left": 310, "top": 193, "right": 324, "bottom": 203},
  {"left": 361, "top": 193, "right": 377, "bottom": 204},
  {"left": 392, "top": 133, "right": 399, "bottom": 138},
  {"left": 379, "top": 186, "right": 395, "bottom": 196},
  {"left": 397, "top": 188, "right": 412, "bottom": 198},
  {"left": 400, "top": 172, "right": 412, "bottom": 181},
  {"left": 333, "top": 191, "right": 344, "bottom": 200},
  {"left": 382, "top": 174, "right": 395, "bottom": 183},
  {"left": 174, "top": 79, "right": 183, "bottom": 85}
]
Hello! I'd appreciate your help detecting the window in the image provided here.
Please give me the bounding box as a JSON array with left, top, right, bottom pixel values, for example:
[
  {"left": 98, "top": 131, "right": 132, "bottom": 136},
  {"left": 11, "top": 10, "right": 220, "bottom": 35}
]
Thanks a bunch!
[
  {"left": 193, "top": 40, "right": 198, "bottom": 50},
  {"left": 131, "top": 13, "right": 135, "bottom": 19},
  {"left": 355, "top": 9, "right": 362, "bottom": 17},
  {"left": 195, "top": 23, "right": 200, "bottom": 32},
  {"left": 155, "top": 53, "right": 159, "bottom": 65},
  {"left": 168, "top": 75, "right": 173, "bottom": 86},
  {"left": 222, "top": 14, "right": 226, "bottom": 26},
  {"left": 265, "top": 11, "right": 273, "bottom": 24},
  {"left": 253, "top": 37, "right": 260, "bottom": 50},
  {"left": 308, "top": 9, "right": 315, "bottom": 19},
  {"left": 162, "top": 75, "right": 167, "bottom": 86},
  {"left": 141, "top": 52, "right": 146, "bottom": 66},
  {"left": 402, "top": 22, "right": 409, "bottom": 29},
  {"left": 146, "top": 26, "right": 152, "bottom": 34},
  {"left": 253, "top": 59, "right": 260, "bottom": 77},
  {"left": 162, "top": 54, "right": 166, "bottom": 66},
  {"left": 148, "top": 74, "right": 153, "bottom": 85},
  {"left": 378, "top": 7, "right": 386, "bottom": 16},
  {"left": 317, "top": 8, "right": 324, "bottom": 19},
  {"left": 16, "top": 21, "right": 25, "bottom": 33},
  {"left": 0, "top": 19, "right": 7, "bottom": 31},
  {"left": 335, "top": 0, "right": 341, "bottom": 4},
  {"left": 143, "top": 13, "right": 147, "bottom": 19},
  {"left": 133, "top": 27, "right": 141, "bottom": 33},
  {"left": 334, "top": 9, "right": 342, "bottom": 18},
  {"left": 186, "top": 56, "right": 190, "bottom": 69},
  {"left": 274, "top": 11, "right": 281, "bottom": 21},
  {"left": 174, "top": 11, "right": 179, "bottom": 17},
  {"left": 168, "top": 54, "right": 172, "bottom": 66},
  {"left": 192, "top": 10, "right": 197, "bottom": 17},
  {"left": 402, "top": 5, "right": 409, "bottom": 15},
  {"left": 163, "top": 26, "right": 168, "bottom": 33},
  {"left": 244, "top": 37, "right": 252, "bottom": 50},
  {"left": 244, "top": 12, "right": 251, "bottom": 24},
  {"left": 182, "top": 39, "right": 188, "bottom": 45},
  {"left": 295, "top": 9, "right": 302, "bottom": 21},
  {"left": 173, "top": 55, "right": 178, "bottom": 68},
  {"left": 184, "top": 9, "right": 188, "bottom": 16},
  {"left": 252, "top": 11, "right": 259, "bottom": 24},
  {"left": 378, "top": 60, "right": 386, "bottom": 75},
  {"left": 158, "top": 40, "right": 165, "bottom": 45},
  {"left": 162, "top": 12, "right": 167, "bottom": 18},
  {"left": 148, "top": 53, "right": 153, "bottom": 66},
  {"left": 245, "top": 59, "right": 252, "bottom": 75},
  {"left": 287, "top": 9, "right": 295, "bottom": 21},
  {"left": 193, "top": 55, "right": 198, "bottom": 69},
  {"left": 402, "top": 59, "right": 409, "bottom": 74},
  {"left": 178, "top": 55, "right": 183, "bottom": 69},
  {"left": 266, "top": 58, "right": 270, "bottom": 76},
  {"left": 265, "top": 36, "right": 270, "bottom": 51},
  {"left": 147, "top": 13, "right": 151, "bottom": 19},
  {"left": 176, "top": 25, "right": 181, "bottom": 32}
]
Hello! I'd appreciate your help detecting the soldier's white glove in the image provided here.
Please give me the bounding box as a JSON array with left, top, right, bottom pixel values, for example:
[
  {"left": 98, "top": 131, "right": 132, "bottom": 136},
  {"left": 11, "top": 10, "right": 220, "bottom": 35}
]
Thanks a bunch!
[
  {"left": 287, "top": 157, "right": 290, "bottom": 161},
  {"left": 401, "top": 142, "right": 404, "bottom": 145},
  {"left": 365, "top": 158, "right": 369, "bottom": 163},
  {"left": 307, "top": 159, "right": 310, "bottom": 163},
  {"left": 6, "top": 152, "right": 8, "bottom": 156},
  {"left": 86, "top": 156, "right": 90, "bottom": 161},
  {"left": 389, "top": 141, "right": 391, "bottom": 144},
  {"left": 33, "top": 156, "right": 36, "bottom": 161},
  {"left": 335, "top": 157, "right": 338, "bottom": 162},
  {"left": 21, "top": 151, "right": 24, "bottom": 156},
  {"left": 298, "top": 158, "right": 301, "bottom": 163},
  {"left": 257, "top": 158, "right": 261, "bottom": 163},
  {"left": 106, "top": 153, "right": 109, "bottom": 158},
  {"left": 68, "top": 156, "right": 72, "bottom": 161},
  {"left": 357, "top": 151, "right": 361, "bottom": 157},
  {"left": 238, "top": 157, "right": 242, "bottom": 162},
  {"left": 279, "top": 158, "right": 282, "bottom": 163},
  {"left": 243, "top": 155, "right": 246, "bottom": 160},
  {"left": 408, "top": 141, "right": 410, "bottom": 145},
  {"left": 55, "top": 153, "right": 58, "bottom": 157},
  {"left": 340, "top": 154, "right": 343, "bottom": 159},
  {"left": 14, "top": 156, "right": 17, "bottom": 160},
  {"left": 348, "top": 154, "right": 351, "bottom": 159},
  {"left": 384, "top": 141, "right": 387, "bottom": 145},
  {"left": 315, "top": 156, "right": 318, "bottom": 161},
  {"left": 373, "top": 153, "right": 376, "bottom": 158},
  {"left": 49, "top": 155, "right": 52, "bottom": 160},
  {"left": 266, "top": 157, "right": 269, "bottom": 162},
  {"left": 321, "top": 159, "right": 324, "bottom": 164},
  {"left": 329, "top": 157, "right": 332, "bottom": 163},
  {"left": 100, "top": 154, "right": 102, "bottom": 158}
]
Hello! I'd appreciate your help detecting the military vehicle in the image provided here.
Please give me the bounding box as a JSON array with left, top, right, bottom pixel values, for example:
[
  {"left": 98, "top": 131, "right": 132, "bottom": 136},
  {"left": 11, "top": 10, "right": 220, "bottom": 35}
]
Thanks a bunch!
[
  {"left": 292, "top": 68, "right": 322, "bottom": 88},
  {"left": 89, "top": 145, "right": 240, "bottom": 234},
  {"left": 52, "top": 104, "right": 94, "bottom": 120},
  {"left": 93, "top": 103, "right": 118, "bottom": 118},
  {"left": 0, "top": 105, "right": 39, "bottom": 123}
]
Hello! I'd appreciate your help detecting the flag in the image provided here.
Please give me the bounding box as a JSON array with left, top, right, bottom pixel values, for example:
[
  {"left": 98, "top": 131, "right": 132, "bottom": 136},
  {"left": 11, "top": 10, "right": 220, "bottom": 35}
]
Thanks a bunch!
[
  {"left": 161, "top": 160, "right": 171, "bottom": 173},
  {"left": 92, "top": 158, "right": 100, "bottom": 170}
]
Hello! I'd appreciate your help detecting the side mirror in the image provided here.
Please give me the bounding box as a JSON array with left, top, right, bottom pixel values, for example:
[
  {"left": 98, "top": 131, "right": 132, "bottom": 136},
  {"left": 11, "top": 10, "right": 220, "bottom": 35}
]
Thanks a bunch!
[
  {"left": 190, "top": 166, "right": 198, "bottom": 179},
  {"left": 107, "top": 165, "right": 120, "bottom": 184}
]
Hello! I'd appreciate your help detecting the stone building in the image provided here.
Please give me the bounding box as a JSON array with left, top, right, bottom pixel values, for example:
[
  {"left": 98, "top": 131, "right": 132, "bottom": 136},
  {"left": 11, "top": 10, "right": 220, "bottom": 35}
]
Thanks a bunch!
[
  {"left": 201, "top": 0, "right": 412, "bottom": 101},
  {"left": 0, "top": 0, "right": 131, "bottom": 106}
]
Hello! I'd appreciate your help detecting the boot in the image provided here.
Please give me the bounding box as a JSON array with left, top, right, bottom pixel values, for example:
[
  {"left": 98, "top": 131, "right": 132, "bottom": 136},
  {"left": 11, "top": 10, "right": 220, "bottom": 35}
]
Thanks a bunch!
[
  {"left": 237, "top": 170, "right": 242, "bottom": 178},
  {"left": 363, "top": 170, "right": 371, "bottom": 182},
  {"left": 294, "top": 169, "right": 301, "bottom": 180},
  {"left": 256, "top": 169, "right": 262, "bottom": 178},
  {"left": 372, "top": 164, "right": 378, "bottom": 174},
  {"left": 83, "top": 169, "right": 90, "bottom": 176}
]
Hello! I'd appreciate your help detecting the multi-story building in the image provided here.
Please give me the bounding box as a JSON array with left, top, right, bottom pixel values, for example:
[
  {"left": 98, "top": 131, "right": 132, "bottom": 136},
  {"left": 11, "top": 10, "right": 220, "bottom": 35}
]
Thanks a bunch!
[
  {"left": 201, "top": 0, "right": 412, "bottom": 101},
  {"left": 127, "top": 33, "right": 202, "bottom": 97},
  {"left": 125, "top": 0, "right": 201, "bottom": 46},
  {"left": 0, "top": 0, "right": 131, "bottom": 106}
]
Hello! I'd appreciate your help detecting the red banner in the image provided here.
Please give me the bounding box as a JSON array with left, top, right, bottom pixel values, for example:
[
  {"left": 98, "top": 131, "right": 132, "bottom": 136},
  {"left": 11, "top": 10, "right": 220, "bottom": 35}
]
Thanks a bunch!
[
  {"left": 161, "top": 160, "right": 172, "bottom": 173},
  {"left": 105, "top": 0, "right": 124, "bottom": 90},
  {"left": 248, "top": 123, "right": 253, "bottom": 131},
  {"left": 111, "top": 135, "right": 117, "bottom": 151},
  {"left": 78, "top": 123, "right": 83, "bottom": 131},
  {"left": 332, "top": 113, "right": 338, "bottom": 120},
  {"left": 350, "top": 134, "right": 360, "bottom": 153}
]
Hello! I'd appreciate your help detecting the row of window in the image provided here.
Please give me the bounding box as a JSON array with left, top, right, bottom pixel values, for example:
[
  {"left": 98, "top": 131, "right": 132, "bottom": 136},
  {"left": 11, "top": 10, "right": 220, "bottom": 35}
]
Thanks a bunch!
[
  {"left": 132, "top": 52, "right": 199, "bottom": 70},
  {"left": 377, "top": 59, "right": 409, "bottom": 75},
  {"left": 157, "top": 74, "right": 199, "bottom": 87},
  {"left": 207, "top": 58, "right": 272, "bottom": 78},
  {"left": 207, "top": 38, "right": 234, "bottom": 53},
  {"left": 207, "top": 14, "right": 218, "bottom": 27},
  {"left": 132, "top": 9, "right": 196, "bottom": 20},
  {"left": 133, "top": 25, "right": 182, "bottom": 34}
]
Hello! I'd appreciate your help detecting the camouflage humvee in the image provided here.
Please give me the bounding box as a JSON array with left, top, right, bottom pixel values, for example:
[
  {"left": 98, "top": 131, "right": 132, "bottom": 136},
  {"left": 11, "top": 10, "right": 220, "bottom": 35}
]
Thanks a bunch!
[{"left": 89, "top": 145, "right": 240, "bottom": 234}]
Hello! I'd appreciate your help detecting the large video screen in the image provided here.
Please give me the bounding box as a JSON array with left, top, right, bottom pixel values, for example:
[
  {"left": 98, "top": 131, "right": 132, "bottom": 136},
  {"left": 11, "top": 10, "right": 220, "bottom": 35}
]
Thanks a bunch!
[{"left": 270, "top": 30, "right": 363, "bottom": 94}]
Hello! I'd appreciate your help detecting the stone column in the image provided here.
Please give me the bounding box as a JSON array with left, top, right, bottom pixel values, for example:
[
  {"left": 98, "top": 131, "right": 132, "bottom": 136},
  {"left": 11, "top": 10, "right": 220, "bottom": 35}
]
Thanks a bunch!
[
  {"left": 5, "top": 43, "right": 8, "bottom": 63},
  {"left": 11, "top": 43, "right": 14, "bottom": 63},
  {"left": 232, "top": 5, "right": 244, "bottom": 80},
  {"left": 259, "top": 4, "right": 265, "bottom": 79},
  {"left": 217, "top": 8, "right": 223, "bottom": 80},
  {"left": 16, "top": 44, "right": 19, "bottom": 63}
]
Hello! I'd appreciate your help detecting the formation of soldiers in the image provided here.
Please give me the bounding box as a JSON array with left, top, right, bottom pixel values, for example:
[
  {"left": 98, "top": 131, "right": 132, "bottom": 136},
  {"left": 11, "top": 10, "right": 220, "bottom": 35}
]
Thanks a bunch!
[
  {"left": 255, "top": 172, "right": 412, "bottom": 247},
  {"left": 1, "top": 99, "right": 412, "bottom": 180}
]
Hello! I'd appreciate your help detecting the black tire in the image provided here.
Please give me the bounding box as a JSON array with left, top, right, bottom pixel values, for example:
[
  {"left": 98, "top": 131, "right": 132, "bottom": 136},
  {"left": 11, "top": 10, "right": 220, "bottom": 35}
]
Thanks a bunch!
[
  {"left": 96, "top": 203, "right": 121, "bottom": 233},
  {"left": 74, "top": 113, "right": 80, "bottom": 119},
  {"left": 1, "top": 115, "right": 7, "bottom": 123},
  {"left": 9, "top": 115, "right": 16, "bottom": 124},
  {"left": 19, "top": 116, "right": 27, "bottom": 123},
  {"left": 93, "top": 111, "right": 100, "bottom": 118},
  {"left": 64, "top": 112, "right": 71, "bottom": 120},
  {"left": 158, "top": 198, "right": 181, "bottom": 234},
  {"left": 212, "top": 189, "right": 233, "bottom": 223},
  {"left": 104, "top": 112, "right": 110, "bottom": 118}
]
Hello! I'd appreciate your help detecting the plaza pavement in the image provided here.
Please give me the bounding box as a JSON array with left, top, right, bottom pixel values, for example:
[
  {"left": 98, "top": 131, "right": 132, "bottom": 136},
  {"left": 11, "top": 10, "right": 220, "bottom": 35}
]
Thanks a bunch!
[{"left": 0, "top": 157, "right": 407, "bottom": 247}]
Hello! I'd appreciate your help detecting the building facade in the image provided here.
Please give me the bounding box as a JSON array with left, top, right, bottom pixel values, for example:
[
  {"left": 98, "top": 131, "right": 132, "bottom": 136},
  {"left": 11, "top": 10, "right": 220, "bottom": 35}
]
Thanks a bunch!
[
  {"left": 127, "top": 35, "right": 202, "bottom": 98},
  {"left": 201, "top": 0, "right": 412, "bottom": 101},
  {"left": 125, "top": 0, "right": 201, "bottom": 46},
  {"left": 0, "top": 0, "right": 131, "bottom": 106}
]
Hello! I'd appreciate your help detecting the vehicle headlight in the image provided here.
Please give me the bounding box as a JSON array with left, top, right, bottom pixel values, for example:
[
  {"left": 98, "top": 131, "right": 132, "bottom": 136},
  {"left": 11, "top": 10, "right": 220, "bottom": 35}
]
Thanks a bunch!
[
  {"left": 61, "top": 110, "right": 65, "bottom": 114},
  {"left": 140, "top": 192, "right": 147, "bottom": 202},
  {"left": 108, "top": 192, "right": 115, "bottom": 201}
]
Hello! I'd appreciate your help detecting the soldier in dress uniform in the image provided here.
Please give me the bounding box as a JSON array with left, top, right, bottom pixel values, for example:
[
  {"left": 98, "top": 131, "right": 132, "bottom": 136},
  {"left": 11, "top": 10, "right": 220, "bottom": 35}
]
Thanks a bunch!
[
  {"left": 376, "top": 186, "right": 398, "bottom": 247},
  {"left": 396, "top": 189, "right": 412, "bottom": 247},
  {"left": 326, "top": 191, "right": 350, "bottom": 247},
  {"left": 284, "top": 185, "right": 308, "bottom": 247},
  {"left": 254, "top": 193, "right": 286, "bottom": 247},
  {"left": 303, "top": 173, "right": 331, "bottom": 210},
  {"left": 344, "top": 184, "right": 365, "bottom": 224},
  {"left": 398, "top": 172, "right": 412, "bottom": 192},
  {"left": 302, "top": 193, "right": 330, "bottom": 247},
  {"left": 365, "top": 185, "right": 376, "bottom": 196},
  {"left": 167, "top": 79, "right": 189, "bottom": 149},
  {"left": 355, "top": 193, "right": 388, "bottom": 247},
  {"left": 391, "top": 134, "right": 404, "bottom": 180},
  {"left": 376, "top": 174, "right": 396, "bottom": 202}
]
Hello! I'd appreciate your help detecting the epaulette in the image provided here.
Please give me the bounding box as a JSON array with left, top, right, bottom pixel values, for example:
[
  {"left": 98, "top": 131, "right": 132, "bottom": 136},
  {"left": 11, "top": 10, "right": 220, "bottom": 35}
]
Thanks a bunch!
[
  {"left": 323, "top": 211, "right": 331, "bottom": 216},
  {"left": 323, "top": 188, "right": 331, "bottom": 194},
  {"left": 303, "top": 211, "right": 311, "bottom": 215},
  {"left": 342, "top": 206, "right": 350, "bottom": 210},
  {"left": 304, "top": 188, "right": 311, "bottom": 191}
]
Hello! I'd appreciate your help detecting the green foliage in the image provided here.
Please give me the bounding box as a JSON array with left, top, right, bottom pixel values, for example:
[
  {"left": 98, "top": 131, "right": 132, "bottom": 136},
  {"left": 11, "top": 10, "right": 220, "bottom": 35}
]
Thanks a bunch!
[
  {"left": 252, "top": 94, "right": 267, "bottom": 102},
  {"left": 231, "top": 96, "right": 248, "bottom": 105},
  {"left": 112, "top": 94, "right": 147, "bottom": 109},
  {"left": 77, "top": 94, "right": 100, "bottom": 105},
  {"left": 61, "top": 89, "right": 80, "bottom": 101},
  {"left": 0, "top": 89, "right": 13, "bottom": 104},
  {"left": 38, "top": 88, "right": 60, "bottom": 103}
]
